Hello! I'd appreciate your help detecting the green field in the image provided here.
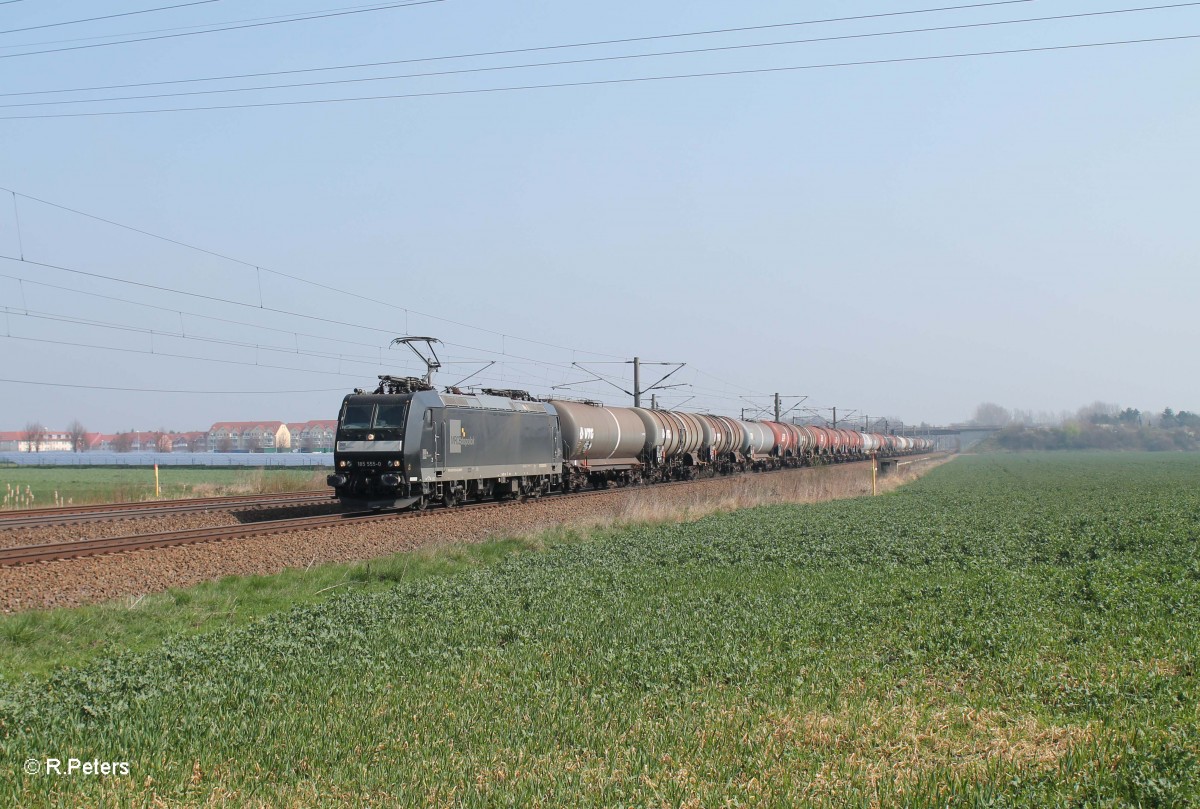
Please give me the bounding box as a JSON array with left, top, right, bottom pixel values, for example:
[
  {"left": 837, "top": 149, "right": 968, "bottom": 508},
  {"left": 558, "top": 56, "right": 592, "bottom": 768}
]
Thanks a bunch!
[
  {"left": 2, "top": 453, "right": 1198, "bottom": 806},
  {"left": 0, "top": 466, "right": 330, "bottom": 508}
]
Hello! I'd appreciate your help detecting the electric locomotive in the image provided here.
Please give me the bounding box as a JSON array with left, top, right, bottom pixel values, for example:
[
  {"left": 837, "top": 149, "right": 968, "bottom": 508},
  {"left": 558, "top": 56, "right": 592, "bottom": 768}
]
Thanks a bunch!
[{"left": 327, "top": 376, "right": 562, "bottom": 510}]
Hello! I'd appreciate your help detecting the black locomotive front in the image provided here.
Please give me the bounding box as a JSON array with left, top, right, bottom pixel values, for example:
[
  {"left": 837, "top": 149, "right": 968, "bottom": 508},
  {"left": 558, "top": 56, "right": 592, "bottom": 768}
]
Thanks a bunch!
[{"left": 327, "top": 393, "right": 416, "bottom": 509}]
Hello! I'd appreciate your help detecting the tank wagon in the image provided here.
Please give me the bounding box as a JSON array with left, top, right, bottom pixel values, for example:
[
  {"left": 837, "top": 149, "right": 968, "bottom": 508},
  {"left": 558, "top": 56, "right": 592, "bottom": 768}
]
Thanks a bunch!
[{"left": 328, "top": 375, "right": 934, "bottom": 509}]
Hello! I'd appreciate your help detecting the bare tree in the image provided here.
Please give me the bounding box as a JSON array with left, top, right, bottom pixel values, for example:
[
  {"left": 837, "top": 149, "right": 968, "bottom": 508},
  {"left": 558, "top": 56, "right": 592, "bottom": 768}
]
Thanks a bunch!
[
  {"left": 217, "top": 435, "right": 234, "bottom": 453},
  {"left": 22, "top": 422, "right": 47, "bottom": 452},
  {"left": 111, "top": 432, "right": 134, "bottom": 453},
  {"left": 971, "top": 403, "right": 1012, "bottom": 427},
  {"left": 67, "top": 419, "right": 88, "bottom": 452},
  {"left": 1076, "top": 401, "right": 1120, "bottom": 425}
]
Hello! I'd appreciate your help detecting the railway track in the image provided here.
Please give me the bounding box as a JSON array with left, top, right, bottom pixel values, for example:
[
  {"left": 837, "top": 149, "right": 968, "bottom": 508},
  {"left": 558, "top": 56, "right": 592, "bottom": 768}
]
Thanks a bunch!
[
  {"left": 0, "top": 454, "right": 947, "bottom": 567},
  {"left": 0, "top": 490, "right": 335, "bottom": 529},
  {"left": 0, "top": 491, "right": 584, "bottom": 567}
]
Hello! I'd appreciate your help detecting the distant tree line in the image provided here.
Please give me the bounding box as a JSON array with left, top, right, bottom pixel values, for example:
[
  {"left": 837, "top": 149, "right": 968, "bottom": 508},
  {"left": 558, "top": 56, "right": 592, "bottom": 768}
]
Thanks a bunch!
[{"left": 970, "top": 402, "right": 1199, "bottom": 452}]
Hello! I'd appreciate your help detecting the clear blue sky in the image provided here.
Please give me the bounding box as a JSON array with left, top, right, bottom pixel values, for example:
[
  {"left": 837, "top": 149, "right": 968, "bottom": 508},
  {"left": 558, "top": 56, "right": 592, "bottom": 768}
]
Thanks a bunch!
[{"left": 1, "top": 0, "right": 1197, "bottom": 433}]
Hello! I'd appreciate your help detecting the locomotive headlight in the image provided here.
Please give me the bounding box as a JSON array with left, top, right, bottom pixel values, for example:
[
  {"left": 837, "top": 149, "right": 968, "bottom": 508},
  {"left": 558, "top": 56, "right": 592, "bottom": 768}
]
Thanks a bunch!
[{"left": 338, "top": 460, "right": 348, "bottom": 468}]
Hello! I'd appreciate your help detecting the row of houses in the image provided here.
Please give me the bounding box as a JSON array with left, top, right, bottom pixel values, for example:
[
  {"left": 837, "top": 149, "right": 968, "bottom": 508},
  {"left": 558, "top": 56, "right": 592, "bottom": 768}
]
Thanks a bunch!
[
  {"left": 0, "top": 420, "right": 338, "bottom": 453},
  {"left": 0, "top": 429, "right": 78, "bottom": 453},
  {"left": 205, "top": 421, "right": 337, "bottom": 453}
]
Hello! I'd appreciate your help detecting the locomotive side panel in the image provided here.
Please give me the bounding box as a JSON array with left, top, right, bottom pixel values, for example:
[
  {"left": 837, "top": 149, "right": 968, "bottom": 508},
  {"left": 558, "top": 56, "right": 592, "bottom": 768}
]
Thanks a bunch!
[{"left": 422, "top": 406, "right": 561, "bottom": 484}]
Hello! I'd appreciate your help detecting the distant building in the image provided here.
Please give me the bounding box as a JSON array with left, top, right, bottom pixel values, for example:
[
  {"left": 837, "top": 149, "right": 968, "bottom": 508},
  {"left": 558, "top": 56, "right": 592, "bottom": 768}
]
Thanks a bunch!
[
  {"left": 2, "top": 421, "right": 334, "bottom": 454},
  {"left": 0, "top": 430, "right": 75, "bottom": 452},
  {"left": 207, "top": 421, "right": 291, "bottom": 453},
  {"left": 93, "top": 434, "right": 121, "bottom": 452},
  {"left": 171, "top": 432, "right": 208, "bottom": 452},
  {"left": 286, "top": 420, "right": 337, "bottom": 452}
]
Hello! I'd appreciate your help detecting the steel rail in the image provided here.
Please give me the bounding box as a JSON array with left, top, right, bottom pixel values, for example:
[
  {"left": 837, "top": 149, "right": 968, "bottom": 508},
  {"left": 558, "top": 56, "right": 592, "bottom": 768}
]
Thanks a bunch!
[
  {"left": 0, "top": 490, "right": 334, "bottom": 528},
  {"left": 0, "top": 454, "right": 946, "bottom": 567}
]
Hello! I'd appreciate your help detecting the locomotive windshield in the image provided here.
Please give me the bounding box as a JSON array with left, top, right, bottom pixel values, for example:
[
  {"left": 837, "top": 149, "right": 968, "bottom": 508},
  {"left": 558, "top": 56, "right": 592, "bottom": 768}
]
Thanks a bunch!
[
  {"left": 374, "top": 404, "right": 407, "bottom": 428},
  {"left": 338, "top": 400, "right": 410, "bottom": 431},
  {"left": 340, "top": 402, "right": 374, "bottom": 430}
]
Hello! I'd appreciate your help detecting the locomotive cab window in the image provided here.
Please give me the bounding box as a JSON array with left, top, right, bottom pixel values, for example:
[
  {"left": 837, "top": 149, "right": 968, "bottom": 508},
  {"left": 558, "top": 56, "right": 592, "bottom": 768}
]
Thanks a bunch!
[
  {"left": 374, "top": 404, "right": 407, "bottom": 429},
  {"left": 340, "top": 403, "right": 374, "bottom": 430}
]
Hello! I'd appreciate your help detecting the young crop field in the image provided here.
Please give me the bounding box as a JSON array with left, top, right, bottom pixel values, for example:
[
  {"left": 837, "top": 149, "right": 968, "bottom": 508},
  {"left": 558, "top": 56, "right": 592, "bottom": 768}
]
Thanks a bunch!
[
  {"left": 1, "top": 453, "right": 1197, "bottom": 806},
  {"left": 0, "top": 467, "right": 329, "bottom": 508}
]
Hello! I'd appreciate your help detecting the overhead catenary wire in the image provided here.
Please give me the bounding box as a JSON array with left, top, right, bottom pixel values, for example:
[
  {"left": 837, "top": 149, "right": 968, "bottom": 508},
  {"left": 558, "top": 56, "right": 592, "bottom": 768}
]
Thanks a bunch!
[
  {"left": 0, "top": 270, "right": 641, "bottom": 398},
  {"left": 0, "top": 302, "right": 532, "bottom": 377},
  {"left": 0, "top": 0, "right": 439, "bottom": 51},
  {"left": 0, "top": 185, "right": 628, "bottom": 361},
  {"left": 1, "top": 252, "right": 404, "bottom": 338},
  {"left": 0, "top": 0, "right": 1037, "bottom": 97},
  {"left": 0, "top": 254, "right": 634, "bottom": 389},
  {"left": 0, "top": 253, "right": 993, "bottom": 410},
  {"left": 0, "top": 0, "right": 444, "bottom": 60},
  {"left": 0, "top": 11, "right": 945, "bottom": 412},
  {"left": 2, "top": 305, "right": 421, "bottom": 372},
  {"left": 7, "top": 3, "right": 1193, "bottom": 109},
  {"left": 0, "top": 270, "right": 389, "bottom": 353},
  {"left": 3, "top": 33, "right": 1195, "bottom": 119},
  {"left": 0, "top": 332, "right": 631, "bottom": 404},
  {"left": 0, "top": 286, "right": 758, "bottom": 408},
  {"left": 0, "top": 332, "right": 395, "bottom": 380},
  {"left": 8, "top": 190, "right": 22, "bottom": 260},
  {"left": 0, "top": 377, "right": 349, "bottom": 394},
  {"left": 0, "top": 1, "right": 221, "bottom": 36}
]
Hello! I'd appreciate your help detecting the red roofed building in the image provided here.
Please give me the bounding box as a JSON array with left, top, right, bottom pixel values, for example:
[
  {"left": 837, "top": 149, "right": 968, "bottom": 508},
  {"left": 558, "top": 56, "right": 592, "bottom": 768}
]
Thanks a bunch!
[
  {"left": 207, "top": 422, "right": 290, "bottom": 453},
  {"left": 171, "top": 432, "right": 208, "bottom": 452},
  {"left": 0, "top": 429, "right": 76, "bottom": 452},
  {"left": 286, "top": 420, "right": 337, "bottom": 453}
]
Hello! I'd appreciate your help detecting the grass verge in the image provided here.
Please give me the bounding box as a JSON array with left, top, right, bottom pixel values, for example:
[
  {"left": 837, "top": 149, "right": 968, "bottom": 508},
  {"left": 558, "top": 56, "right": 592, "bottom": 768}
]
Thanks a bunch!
[
  {"left": 0, "top": 532, "right": 566, "bottom": 681},
  {"left": 0, "top": 461, "right": 940, "bottom": 677},
  {"left": 0, "top": 467, "right": 329, "bottom": 509},
  {"left": 1, "top": 453, "right": 1196, "bottom": 806}
]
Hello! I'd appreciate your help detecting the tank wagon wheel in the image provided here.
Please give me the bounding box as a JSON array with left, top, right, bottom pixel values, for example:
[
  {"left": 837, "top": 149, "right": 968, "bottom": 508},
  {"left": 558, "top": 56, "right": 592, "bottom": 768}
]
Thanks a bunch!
[{"left": 443, "top": 491, "right": 461, "bottom": 509}]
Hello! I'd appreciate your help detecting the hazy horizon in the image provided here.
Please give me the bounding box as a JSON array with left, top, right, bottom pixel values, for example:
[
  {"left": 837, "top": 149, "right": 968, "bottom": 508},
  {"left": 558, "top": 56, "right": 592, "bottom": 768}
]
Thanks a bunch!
[{"left": 2, "top": 1, "right": 1197, "bottom": 433}]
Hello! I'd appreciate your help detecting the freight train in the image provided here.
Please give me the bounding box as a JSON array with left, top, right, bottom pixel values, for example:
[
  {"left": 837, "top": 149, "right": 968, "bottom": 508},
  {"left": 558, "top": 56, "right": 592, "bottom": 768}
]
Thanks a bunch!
[{"left": 326, "top": 375, "right": 934, "bottom": 510}]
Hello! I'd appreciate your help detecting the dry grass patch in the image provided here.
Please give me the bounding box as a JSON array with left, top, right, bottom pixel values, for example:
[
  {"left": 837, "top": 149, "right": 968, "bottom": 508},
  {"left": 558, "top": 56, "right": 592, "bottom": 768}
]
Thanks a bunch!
[
  {"left": 762, "top": 687, "right": 1095, "bottom": 805},
  {"left": 611, "top": 458, "right": 946, "bottom": 526},
  {"left": 187, "top": 469, "right": 328, "bottom": 497}
]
